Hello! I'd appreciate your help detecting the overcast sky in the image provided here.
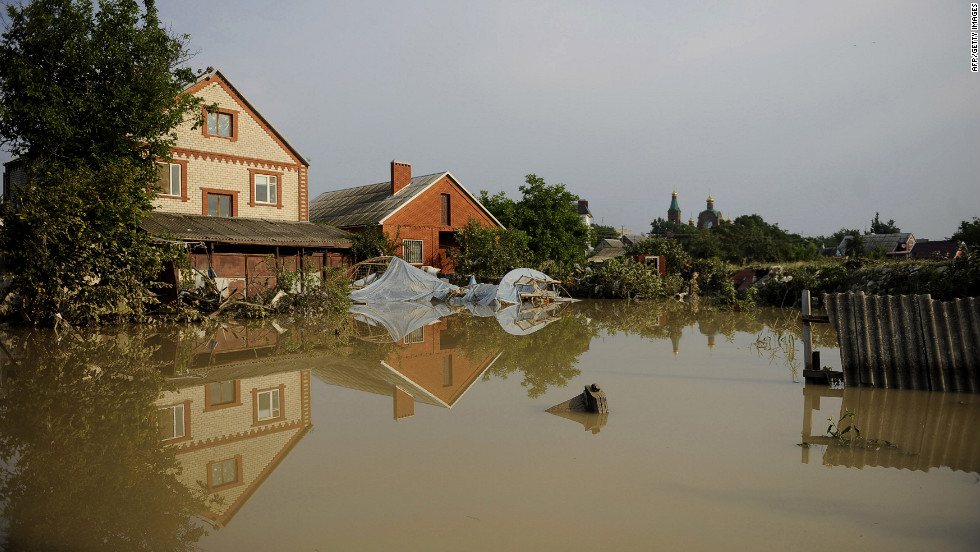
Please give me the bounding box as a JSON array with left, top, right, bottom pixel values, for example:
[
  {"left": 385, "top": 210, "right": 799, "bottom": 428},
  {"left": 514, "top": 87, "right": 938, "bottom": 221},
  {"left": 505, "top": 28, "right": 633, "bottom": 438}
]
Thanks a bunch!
[{"left": 4, "top": 1, "right": 979, "bottom": 239}]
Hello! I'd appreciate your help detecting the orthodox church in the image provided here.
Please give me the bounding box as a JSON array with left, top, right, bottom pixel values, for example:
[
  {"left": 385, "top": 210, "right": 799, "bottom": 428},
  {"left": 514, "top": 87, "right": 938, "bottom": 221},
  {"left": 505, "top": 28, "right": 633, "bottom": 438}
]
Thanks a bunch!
[{"left": 666, "top": 192, "right": 726, "bottom": 229}]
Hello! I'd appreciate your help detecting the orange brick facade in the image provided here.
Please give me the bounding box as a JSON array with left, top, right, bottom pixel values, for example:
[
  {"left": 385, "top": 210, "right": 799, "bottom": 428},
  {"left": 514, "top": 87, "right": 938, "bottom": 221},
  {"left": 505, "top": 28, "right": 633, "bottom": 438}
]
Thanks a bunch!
[{"left": 381, "top": 174, "right": 499, "bottom": 272}]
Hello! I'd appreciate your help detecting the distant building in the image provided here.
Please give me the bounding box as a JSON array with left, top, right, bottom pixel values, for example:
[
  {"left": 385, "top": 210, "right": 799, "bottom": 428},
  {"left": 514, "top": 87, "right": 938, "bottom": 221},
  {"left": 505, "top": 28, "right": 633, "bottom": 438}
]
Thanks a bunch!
[
  {"left": 576, "top": 200, "right": 594, "bottom": 227},
  {"left": 837, "top": 233, "right": 916, "bottom": 257},
  {"left": 697, "top": 195, "right": 725, "bottom": 229},
  {"left": 667, "top": 191, "right": 682, "bottom": 225},
  {"left": 909, "top": 240, "right": 963, "bottom": 259}
]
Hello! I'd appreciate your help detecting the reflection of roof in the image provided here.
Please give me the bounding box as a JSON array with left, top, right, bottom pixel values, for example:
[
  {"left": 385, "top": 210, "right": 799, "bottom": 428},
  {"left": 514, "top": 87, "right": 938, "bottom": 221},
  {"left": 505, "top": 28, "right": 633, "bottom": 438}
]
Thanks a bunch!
[
  {"left": 141, "top": 212, "right": 352, "bottom": 247},
  {"left": 309, "top": 172, "right": 503, "bottom": 228}
]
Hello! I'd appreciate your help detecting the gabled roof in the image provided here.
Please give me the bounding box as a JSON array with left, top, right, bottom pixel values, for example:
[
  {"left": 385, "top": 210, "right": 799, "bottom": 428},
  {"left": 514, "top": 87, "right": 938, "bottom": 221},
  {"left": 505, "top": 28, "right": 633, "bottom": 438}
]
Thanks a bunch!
[
  {"left": 309, "top": 171, "right": 504, "bottom": 229},
  {"left": 840, "top": 232, "right": 914, "bottom": 254},
  {"left": 910, "top": 240, "right": 962, "bottom": 259},
  {"left": 185, "top": 68, "right": 309, "bottom": 167},
  {"left": 141, "top": 212, "right": 352, "bottom": 248}
]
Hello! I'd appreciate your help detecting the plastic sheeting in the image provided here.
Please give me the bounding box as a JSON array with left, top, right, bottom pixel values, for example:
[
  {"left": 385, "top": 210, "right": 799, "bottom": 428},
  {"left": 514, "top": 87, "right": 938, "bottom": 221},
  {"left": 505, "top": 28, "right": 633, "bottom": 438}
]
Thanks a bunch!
[
  {"left": 350, "top": 257, "right": 458, "bottom": 303},
  {"left": 350, "top": 301, "right": 454, "bottom": 343},
  {"left": 495, "top": 268, "right": 557, "bottom": 305}
]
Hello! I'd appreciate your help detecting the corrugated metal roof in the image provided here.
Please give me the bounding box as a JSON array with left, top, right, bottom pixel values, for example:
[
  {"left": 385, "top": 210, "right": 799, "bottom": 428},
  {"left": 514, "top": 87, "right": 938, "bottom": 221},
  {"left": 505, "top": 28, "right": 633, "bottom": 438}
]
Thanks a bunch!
[
  {"left": 308, "top": 172, "right": 445, "bottom": 227},
  {"left": 141, "top": 212, "right": 352, "bottom": 248},
  {"left": 839, "top": 233, "right": 914, "bottom": 254}
]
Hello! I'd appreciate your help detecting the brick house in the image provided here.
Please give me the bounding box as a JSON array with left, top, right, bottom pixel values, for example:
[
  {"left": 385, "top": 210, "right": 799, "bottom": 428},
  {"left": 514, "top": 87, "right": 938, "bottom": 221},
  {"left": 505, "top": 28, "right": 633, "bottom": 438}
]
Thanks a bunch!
[
  {"left": 309, "top": 161, "right": 503, "bottom": 273},
  {"left": 142, "top": 68, "right": 352, "bottom": 298}
]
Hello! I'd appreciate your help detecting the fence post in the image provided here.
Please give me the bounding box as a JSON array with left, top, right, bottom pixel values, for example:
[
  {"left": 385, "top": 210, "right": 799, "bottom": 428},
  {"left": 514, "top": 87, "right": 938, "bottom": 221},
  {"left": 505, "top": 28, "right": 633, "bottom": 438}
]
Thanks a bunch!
[{"left": 802, "top": 290, "right": 813, "bottom": 371}]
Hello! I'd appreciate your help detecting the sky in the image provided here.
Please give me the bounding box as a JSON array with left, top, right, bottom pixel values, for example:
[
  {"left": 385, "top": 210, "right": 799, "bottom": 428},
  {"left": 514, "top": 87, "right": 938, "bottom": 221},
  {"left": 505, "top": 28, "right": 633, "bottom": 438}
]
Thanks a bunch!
[{"left": 3, "top": 0, "right": 979, "bottom": 240}]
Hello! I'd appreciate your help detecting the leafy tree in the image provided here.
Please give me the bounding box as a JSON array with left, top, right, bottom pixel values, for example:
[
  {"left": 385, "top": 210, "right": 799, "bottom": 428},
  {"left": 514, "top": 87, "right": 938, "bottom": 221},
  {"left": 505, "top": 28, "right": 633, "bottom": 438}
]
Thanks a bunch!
[
  {"left": 951, "top": 217, "right": 980, "bottom": 250},
  {"left": 480, "top": 174, "right": 590, "bottom": 266},
  {"left": 0, "top": 0, "right": 203, "bottom": 326},
  {"left": 349, "top": 225, "right": 400, "bottom": 261},
  {"left": 868, "top": 212, "right": 900, "bottom": 234},
  {"left": 448, "top": 217, "right": 532, "bottom": 280},
  {"left": 649, "top": 217, "right": 695, "bottom": 237}
]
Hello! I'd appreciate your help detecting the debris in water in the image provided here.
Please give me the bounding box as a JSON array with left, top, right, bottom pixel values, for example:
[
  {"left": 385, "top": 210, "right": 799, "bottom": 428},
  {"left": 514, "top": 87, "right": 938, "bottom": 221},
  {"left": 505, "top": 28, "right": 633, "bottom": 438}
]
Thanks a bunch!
[{"left": 546, "top": 383, "right": 609, "bottom": 414}]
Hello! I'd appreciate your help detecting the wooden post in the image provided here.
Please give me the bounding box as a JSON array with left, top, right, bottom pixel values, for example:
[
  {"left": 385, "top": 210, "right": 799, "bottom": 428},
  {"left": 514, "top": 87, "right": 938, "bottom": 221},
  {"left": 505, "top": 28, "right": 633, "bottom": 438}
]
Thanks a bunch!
[{"left": 802, "top": 290, "right": 813, "bottom": 371}]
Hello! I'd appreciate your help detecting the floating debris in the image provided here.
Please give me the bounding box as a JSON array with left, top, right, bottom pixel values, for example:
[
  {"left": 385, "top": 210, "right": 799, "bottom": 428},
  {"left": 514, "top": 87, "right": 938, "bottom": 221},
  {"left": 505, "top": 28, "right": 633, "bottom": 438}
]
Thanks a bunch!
[{"left": 546, "top": 383, "right": 609, "bottom": 414}]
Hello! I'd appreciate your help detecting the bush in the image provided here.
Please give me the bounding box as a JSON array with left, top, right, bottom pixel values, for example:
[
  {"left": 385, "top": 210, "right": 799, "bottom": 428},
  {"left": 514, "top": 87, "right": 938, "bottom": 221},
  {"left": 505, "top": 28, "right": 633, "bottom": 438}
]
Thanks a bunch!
[{"left": 577, "top": 257, "right": 669, "bottom": 300}]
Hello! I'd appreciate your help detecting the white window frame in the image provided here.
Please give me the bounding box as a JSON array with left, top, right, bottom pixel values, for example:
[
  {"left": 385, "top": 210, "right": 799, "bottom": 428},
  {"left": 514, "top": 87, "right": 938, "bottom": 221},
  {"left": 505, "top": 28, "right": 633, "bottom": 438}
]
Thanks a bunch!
[
  {"left": 256, "top": 388, "right": 281, "bottom": 421},
  {"left": 159, "top": 404, "right": 185, "bottom": 440},
  {"left": 158, "top": 162, "right": 181, "bottom": 197},
  {"left": 254, "top": 174, "right": 277, "bottom": 205},
  {"left": 404, "top": 327, "right": 424, "bottom": 344},
  {"left": 403, "top": 239, "right": 423, "bottom": 264}
]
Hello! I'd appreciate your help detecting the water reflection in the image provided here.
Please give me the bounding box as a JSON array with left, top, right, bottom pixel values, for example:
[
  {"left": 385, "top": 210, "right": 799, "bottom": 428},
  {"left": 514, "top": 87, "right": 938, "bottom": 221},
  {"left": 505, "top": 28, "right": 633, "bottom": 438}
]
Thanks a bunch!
[
  {"left": 801, "top": 386, "right": 980, "bottom": 473},
  {"left": 0, "top": 331, "right": 207, "bottom": 551}
]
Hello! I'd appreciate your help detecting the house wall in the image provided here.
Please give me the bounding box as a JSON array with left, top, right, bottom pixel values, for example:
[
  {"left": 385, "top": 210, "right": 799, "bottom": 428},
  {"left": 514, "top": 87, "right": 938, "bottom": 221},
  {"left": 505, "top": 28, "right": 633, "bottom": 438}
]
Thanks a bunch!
[
  {"left": 152, "top": 76, "right": 309, "bottom": 222},
  {"left": 381, "top": 175, "right": 499, "bottom": 271}
]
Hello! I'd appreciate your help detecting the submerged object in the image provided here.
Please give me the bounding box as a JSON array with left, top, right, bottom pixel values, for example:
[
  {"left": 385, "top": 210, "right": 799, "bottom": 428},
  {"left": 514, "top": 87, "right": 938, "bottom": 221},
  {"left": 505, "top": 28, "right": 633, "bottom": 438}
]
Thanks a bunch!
[{"left": 546, "top": 383, "right": 609, "bottom": 414}]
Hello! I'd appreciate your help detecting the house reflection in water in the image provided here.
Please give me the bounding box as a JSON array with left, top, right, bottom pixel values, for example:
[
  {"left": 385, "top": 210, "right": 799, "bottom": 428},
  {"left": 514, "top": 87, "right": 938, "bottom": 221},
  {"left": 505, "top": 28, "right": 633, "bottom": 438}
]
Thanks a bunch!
[
  {"left": 321, "top": 308, "right": 502, "bottom": 420},
  {"left": 801, "top": 386, "right": 980, "bottom": 473},
  {"left": 153, "top": 325, "right": 313, "bottom": 529},
  {"left": 151, "top": 310, "right": 503, "bottom": 527}
]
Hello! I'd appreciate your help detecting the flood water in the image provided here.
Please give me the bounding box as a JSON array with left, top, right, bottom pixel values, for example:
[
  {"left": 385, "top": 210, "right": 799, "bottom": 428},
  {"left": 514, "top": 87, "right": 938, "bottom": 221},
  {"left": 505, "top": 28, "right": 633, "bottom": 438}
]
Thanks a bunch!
[{"left": 1, "top": 300, "right": 978, "bottom": 551}]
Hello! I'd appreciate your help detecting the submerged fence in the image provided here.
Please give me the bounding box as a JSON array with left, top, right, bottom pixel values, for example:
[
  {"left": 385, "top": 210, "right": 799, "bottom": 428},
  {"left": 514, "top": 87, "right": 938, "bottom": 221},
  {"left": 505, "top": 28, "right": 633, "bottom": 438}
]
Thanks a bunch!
[{"left": 824, "top": 291, "right": 980, "bottom": 392}]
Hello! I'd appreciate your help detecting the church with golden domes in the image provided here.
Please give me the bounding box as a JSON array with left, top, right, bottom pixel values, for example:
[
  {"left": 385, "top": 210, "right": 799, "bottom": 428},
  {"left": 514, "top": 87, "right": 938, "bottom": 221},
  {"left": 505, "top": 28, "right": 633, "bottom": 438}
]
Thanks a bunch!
[{"left": 666, "top": 192, "right": 727, "bottom": 230}]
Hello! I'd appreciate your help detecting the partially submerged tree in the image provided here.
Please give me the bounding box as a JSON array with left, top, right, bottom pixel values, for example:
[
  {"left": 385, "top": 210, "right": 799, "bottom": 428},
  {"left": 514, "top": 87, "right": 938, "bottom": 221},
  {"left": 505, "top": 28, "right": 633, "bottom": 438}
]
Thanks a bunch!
[
  {"left": 479, "top": 174, "right": 590, "bottom": 267},
  {"left": 0, "top": 0, "right": 203, "bottom": 325},
  {"left": 448, "top": 217, "right": 532, "bottom": 281}
]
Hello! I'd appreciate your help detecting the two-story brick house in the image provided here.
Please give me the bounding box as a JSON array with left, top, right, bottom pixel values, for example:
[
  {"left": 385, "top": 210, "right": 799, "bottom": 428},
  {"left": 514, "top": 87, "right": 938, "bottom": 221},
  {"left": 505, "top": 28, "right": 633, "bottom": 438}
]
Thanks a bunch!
[
  {"left": 140, "top": 68, "right": 352, "bottom": 299},
  {"left": 308, "top": 161, "right": 502, "bottom": 273}
]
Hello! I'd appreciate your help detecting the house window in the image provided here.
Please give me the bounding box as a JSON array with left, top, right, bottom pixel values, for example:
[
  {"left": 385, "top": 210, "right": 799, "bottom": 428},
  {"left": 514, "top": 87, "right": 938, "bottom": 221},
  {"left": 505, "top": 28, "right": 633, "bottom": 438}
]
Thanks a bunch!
[
  {"left": 403, "top": 239, "right": 423, "bottom": 264},
  {"left": 158, "top": 404, "right": 187, "bottom": 441},
  {"left": 441, "top": 193, "right": 451, "bottom": 225},
  {"left": 442, "top": 355, "right": 453, "bottom": 387},
  {"left": 210, "top": 457, "right": 239, "bottom": 487},
  {"left": 208, "top": 194, "right": 233, "bottom": 217},
  {"left": 249, "top": 169, "right": 282, "bottom": 207},
  {"left": 158, "top": 163, "right": 181, "bottom": 196},
  {"left": 404, "top": 327, "right": 424, "bottom": 344},
  {"left": 256, "top": 388, "right": 281, "bottom": 421},
  {"left": 202, "top": 188, "right": 239, "bottom": 217},
  {"left": 206, "top": 110, "right": 235, "bottom": 138},
  {"left": 204, "top": 380, "right": 241, "bottom": 412}
]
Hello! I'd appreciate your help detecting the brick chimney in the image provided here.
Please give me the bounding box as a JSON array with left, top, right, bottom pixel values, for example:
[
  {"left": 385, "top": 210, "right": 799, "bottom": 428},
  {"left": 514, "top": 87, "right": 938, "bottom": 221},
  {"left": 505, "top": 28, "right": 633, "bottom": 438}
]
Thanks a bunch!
[{"left": 391, "top": 161, "right": 411, "bottom": 195}]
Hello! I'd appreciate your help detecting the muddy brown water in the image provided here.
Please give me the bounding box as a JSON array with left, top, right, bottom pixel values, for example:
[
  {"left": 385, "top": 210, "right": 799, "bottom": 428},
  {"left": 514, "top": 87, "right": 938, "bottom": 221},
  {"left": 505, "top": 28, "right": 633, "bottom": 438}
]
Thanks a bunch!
[{"left": 0, "top": 300, "right": 977, "bottom": 551}]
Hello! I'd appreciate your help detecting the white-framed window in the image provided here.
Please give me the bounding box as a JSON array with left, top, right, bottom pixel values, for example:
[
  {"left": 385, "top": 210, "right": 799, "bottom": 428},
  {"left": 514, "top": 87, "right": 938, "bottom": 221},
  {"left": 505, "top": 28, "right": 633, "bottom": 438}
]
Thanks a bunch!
[
  {"left": 256, "top": 388, "right": 281, "bottom": 421},
  {"left": 157, "top": 162, "right": 181, "bottom": 196},
  {"left": 403, "top": 239, "right": 423, "bottom": 264},
  {"left": 404, "top": 327, "right": 424, "bottom": 344},
  {"left": 208, "top": 381, "right": 236, "bottom": 406},
  {"left": 158, "top": 404, "right": 186, "bottom": 440},
  {"left": 206, "top": 111, "right": 234, "bottom": 138},
  {"left": 254, "top": 174, "right": 277, "bottom": 204}
]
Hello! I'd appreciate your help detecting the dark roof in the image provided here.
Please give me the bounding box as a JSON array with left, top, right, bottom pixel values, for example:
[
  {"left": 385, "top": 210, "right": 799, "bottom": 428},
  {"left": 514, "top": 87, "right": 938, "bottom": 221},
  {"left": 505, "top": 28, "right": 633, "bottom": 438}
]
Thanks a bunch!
[
  {"left": 309, "top": 173, "right": 444, "bottom": 227},
  {"left": 141, "top": 212, "right": 352, "bottom": 248},
  {"left": 309, "top": 172, "right": 503, "bottom": 229},
  {"left": 910, "top": 240, "right": 962, "bottom": 259}
]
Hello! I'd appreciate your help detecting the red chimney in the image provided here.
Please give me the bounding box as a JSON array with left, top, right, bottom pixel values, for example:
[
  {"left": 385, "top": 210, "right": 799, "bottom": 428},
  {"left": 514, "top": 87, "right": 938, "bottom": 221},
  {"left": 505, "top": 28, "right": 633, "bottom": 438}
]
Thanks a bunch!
[{"left": 391, "top": 161, "right": 411, "bottom": 195}]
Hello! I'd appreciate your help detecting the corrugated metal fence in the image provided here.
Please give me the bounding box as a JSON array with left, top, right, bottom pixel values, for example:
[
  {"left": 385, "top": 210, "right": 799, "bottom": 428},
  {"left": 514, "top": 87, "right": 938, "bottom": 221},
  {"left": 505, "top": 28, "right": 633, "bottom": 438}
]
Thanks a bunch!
[{"left": 824, "top": 291, "right": 980, "bottom": 392}]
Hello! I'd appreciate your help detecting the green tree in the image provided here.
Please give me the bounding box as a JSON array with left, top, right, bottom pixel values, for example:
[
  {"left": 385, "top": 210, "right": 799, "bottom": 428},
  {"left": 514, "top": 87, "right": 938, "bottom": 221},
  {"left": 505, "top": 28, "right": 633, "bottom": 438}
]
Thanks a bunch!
[
  {"left": 626, "top": 237, "right": 692, "bottom": 275},
  {"left": 480, "top": 174, "right": 590, "bottom": 266},
  {"left": 0, "top": 0, "right": 203, "bottom": 326},
  {"left": 349, "top": 225, "right": 400, "bottom": 261},
  {"left": 951, "top": 217, "right": 980, "bottom": 250},
  {"left": 868, "top": 212, "right": 900, "bottom": 234},
  {"left": 448, "top": 217, "right": 532, "bottom": 280}
]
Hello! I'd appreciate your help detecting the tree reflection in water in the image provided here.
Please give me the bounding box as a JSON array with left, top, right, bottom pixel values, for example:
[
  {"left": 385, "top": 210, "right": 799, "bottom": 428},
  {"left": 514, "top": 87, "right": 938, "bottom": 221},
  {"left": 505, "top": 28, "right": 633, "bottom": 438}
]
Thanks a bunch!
[{"left": 0, "top": 331, "right": 208, "bottom": 552}]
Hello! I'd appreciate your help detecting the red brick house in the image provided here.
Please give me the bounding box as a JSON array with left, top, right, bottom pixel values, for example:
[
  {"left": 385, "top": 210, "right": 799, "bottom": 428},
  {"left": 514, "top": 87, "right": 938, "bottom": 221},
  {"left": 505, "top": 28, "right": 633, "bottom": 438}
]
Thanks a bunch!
[{"left": 309, "top": 161, "right": 503, "bottom": 272}]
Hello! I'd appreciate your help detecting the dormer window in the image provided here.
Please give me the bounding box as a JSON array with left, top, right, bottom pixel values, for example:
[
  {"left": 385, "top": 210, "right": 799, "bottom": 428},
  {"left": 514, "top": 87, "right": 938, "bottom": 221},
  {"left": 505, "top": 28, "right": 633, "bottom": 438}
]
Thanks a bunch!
[{"left": 203, "top": 107, "right": 238, "bottom": 141}]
